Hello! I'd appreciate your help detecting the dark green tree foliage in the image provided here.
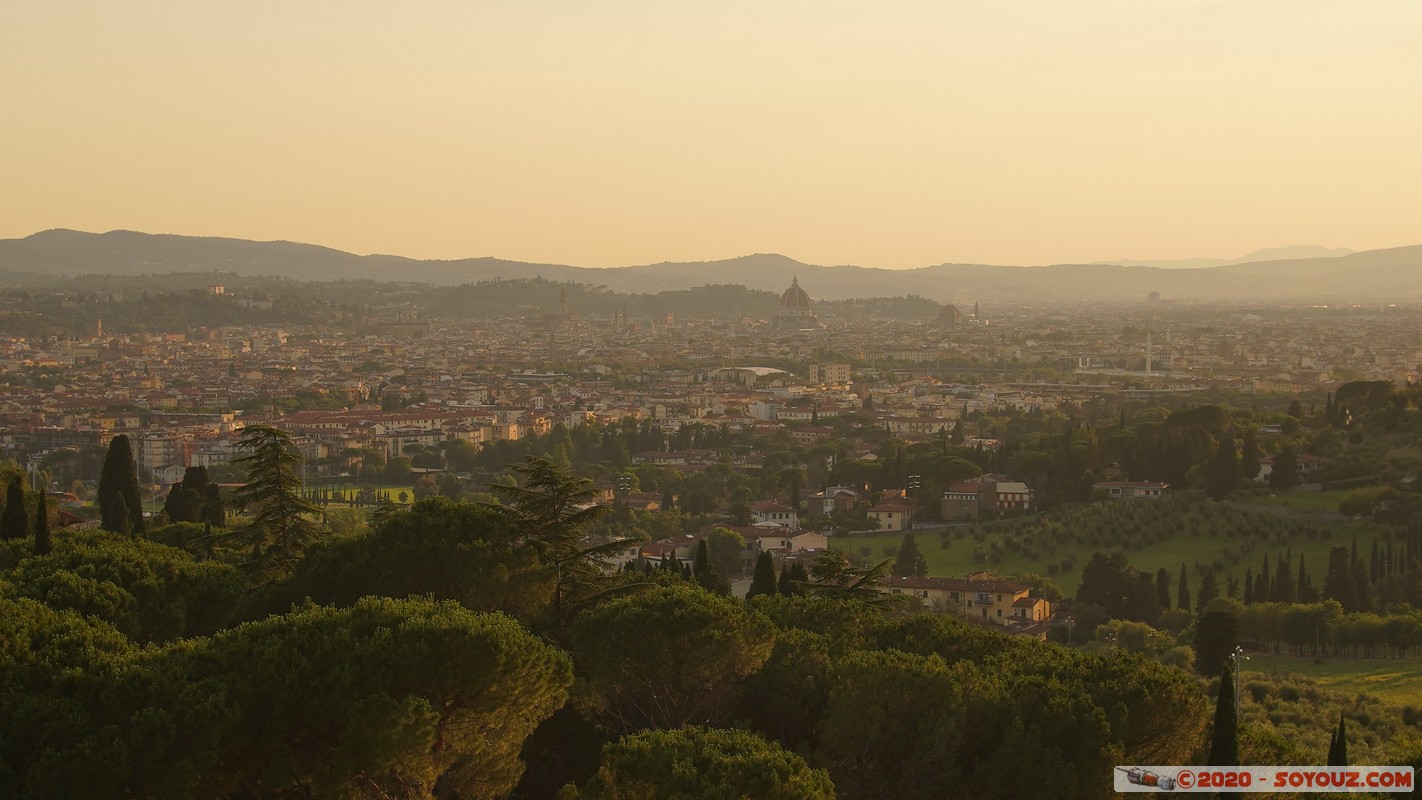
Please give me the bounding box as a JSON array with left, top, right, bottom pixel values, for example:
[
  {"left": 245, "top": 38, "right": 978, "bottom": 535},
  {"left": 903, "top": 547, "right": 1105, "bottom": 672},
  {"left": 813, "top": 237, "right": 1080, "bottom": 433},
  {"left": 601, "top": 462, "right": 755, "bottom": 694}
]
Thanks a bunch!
[
  {"left": 1076, "top": 552, "right": 1134, "bottom": 618},
  {"left": 32, "top": 490, "right": 50, "bottom": 556},
  {"left": 693, "top": 539, "right": 717, "bottom": 592},
  {"left": 262, "top": 496, "right": 553, "bottom": 622},
  {"left": 485, "top": 456, "right": 639, "bottom": 631},
  {"left": 202, "top": 482, "right": 225, "bottom": 528},
  {"left": 570, "top": 584, "right": 776, "bottom": 734},
  {"left": 1240, "top": 428, "right": 1262, "bottom": 479},
  {"left": 1298, "top": 552, "right": 1317, "bottom": 602},
  {"left": 571, "top": 727, "right": 835, "bottom": 800},
  {"left": 98, "top": 434, "right": 143, "bottom": 535},
  {"left": 1261, "top": 551, "right": 1272, "bottom": 600},
  {"left": 161, "top": 466, "right": 210, "bottom": 523},
  {"left": 1327, "top": 716, "right": 1348, "bottom": 767},
  {"left": 1323, "top": 546, "right": 1361, "bottom": 611},
  {"left": 1268, "top": 445, "right": 1301, "bottom": 491},
  {"left": 6, "top": 531, "right": 247, "bottom": 643},
  {"left": 813, "top": 642, "right": 1206, "bottom": 800},
  {"left": 1243, "top": 567, "right": 1254, "bottom": 605},
  {"left": 805, "top": 551, "right": 898, "bottom": 607},
  {"left": 110, "top": 492, "right": 132, "bottom": 537},
  {"left": 1272, "top": 551, "right": 1296, "bottom": 603},
  {"left": 748, "top": 552, "right": 778, "bottom": 599},
  {"left": 1133, "top": 571, "right": 1162, "bottom": 625},
  {"left": 1207, "top": 663, "right": 1239, "bottom": 766},
  {"left": 1205, "top": 433, "right": 1241, "bottom": 500},
  {"left": 1194, "top": 610, "right": 1239, "bottom": 677},
  {"left": 707, "top": 528, "right": 745, "bottom": 584},
  {"left": 1, "top": 596, "right": 572, "bottom": 799},
  {"left": 1, "top": 476, "right": 26, "bottom": 541},
  {"left": 231, "top": 425, "right": 321, "bottom": 569},
  {"left": 1197, "top": 569, "right": 1220, "bottom": 609},
  {"left": 893, "top": 533, "right": 928, "bottom": 577},
  {"left": 1178, "top": 563, "right": 1191, "bottom": 613},
  {"left": 1156, "top": 567, "right": 1170, "bottom": 610}
]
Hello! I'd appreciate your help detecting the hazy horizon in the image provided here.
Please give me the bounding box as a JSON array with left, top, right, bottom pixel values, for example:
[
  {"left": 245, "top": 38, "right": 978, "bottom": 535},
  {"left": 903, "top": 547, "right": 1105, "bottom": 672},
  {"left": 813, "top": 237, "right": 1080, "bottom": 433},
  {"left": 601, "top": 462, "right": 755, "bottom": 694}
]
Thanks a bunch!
[{"left": 3, "top": 2, "right": 1419, "bottom": 267}]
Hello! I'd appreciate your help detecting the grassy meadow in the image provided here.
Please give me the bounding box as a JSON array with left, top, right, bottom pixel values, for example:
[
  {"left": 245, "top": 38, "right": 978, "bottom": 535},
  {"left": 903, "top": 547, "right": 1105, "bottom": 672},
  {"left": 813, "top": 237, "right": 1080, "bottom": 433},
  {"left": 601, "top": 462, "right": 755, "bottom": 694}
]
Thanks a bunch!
[{"left": 1243, "top": 653, "right": 1422, "bottom": 708}]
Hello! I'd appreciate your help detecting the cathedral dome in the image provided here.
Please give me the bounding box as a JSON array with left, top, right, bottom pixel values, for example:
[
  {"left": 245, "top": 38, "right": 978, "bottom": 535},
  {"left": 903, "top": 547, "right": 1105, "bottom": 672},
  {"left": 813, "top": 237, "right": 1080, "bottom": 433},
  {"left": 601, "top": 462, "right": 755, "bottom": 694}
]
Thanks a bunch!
[
  {"left": 932, "top": 304, "right": 964, "bottom": 326},
  {"left": 778, "top": 277, "right": 813, "bottom": 310}
]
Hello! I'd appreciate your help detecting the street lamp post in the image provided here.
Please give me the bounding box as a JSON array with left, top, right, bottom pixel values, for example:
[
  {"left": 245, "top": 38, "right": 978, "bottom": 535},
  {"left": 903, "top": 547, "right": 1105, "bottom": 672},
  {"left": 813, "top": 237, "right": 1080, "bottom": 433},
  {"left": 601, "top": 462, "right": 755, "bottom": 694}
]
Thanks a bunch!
[{"left": 1228, "top": 645, "right": 1249, "bottom": 716}]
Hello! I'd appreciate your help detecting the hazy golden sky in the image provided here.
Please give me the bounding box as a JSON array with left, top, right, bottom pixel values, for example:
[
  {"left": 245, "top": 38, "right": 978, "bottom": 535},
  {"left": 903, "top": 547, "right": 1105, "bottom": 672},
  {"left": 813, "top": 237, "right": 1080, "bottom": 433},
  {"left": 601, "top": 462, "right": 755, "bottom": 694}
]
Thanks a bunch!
[{"left": 3, "top": 2, "right": 1419, "bottom": 267}]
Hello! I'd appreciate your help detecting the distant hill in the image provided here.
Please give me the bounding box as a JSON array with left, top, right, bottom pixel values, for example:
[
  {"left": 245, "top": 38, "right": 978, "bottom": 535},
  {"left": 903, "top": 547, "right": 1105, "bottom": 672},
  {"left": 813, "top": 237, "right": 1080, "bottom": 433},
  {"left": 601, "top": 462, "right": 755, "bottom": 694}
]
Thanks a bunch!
[
  {"left": 1103, "top": 245, "right": 1354, "bottom": 270},
  {"left": 2, "top": 229, "right": 1420, "bottom": 303}
]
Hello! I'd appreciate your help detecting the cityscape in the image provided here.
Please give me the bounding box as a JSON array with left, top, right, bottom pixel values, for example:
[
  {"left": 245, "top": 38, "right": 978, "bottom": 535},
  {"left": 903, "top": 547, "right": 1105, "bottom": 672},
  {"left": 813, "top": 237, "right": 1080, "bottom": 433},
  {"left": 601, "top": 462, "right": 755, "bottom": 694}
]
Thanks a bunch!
[{"left": 4, "top": 2, "right": 1421, "bottom": 798}]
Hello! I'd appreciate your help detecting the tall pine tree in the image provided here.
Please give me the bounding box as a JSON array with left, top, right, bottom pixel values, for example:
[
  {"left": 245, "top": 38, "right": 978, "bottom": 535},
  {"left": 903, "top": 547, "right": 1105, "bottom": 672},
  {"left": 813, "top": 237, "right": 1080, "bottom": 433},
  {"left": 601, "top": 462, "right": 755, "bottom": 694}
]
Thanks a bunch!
[{"left": 1156, "top": 567, "right": 1171, "bottom": 610}]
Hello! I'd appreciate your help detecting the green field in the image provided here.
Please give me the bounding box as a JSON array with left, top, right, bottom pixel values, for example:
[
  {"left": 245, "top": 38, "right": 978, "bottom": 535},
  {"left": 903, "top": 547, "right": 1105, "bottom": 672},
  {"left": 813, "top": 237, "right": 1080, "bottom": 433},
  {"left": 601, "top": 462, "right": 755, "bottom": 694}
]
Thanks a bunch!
[
  {"left": 1243, "top": 653, "right": 1422, "bottom": 707},
  {"left": 1234, "top": 489, "right": 1355, "bottom": 514},
  {"left": 835, "top": 501, "right": 1383, "bottom": 598}
]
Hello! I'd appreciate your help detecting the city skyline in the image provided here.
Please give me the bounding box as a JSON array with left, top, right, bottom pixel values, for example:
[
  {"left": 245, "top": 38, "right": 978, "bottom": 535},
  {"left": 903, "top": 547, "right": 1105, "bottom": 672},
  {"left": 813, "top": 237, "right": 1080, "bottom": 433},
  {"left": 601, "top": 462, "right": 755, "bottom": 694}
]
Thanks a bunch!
[{"left": 3, "top": 2, "right": 1419, "bottom": 268}]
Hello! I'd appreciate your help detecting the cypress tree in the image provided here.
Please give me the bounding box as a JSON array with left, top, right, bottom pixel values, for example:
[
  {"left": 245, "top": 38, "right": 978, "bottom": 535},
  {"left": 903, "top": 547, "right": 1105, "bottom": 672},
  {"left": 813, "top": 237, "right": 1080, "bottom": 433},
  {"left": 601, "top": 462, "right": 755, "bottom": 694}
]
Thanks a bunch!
[
  {"left": 1243, "top": 567, "right": 1254, "bottom": 605},
  {"left": 1261, "top": 554, "right": 1271, "bottom": 601},
  {"left": 747, "top": 552, "right": 778, "bottom": 598},
  {"left": 693, "top": 540, "right": 715, "bottom": 591},
  {"left": 1240, "top": 428, "right": 1262, "bottom": 480},
  {"left": 98, "top": 434, "right": 144, "bottom": 535},
  {"left": 1177, "top": 563, "right": 1191, "bottom": 613},
  {"left": 1298, "top": 552, "right": 1316, "bottom": 602},
  {"left": 203, "top": 483, "right": 226, "bottom": 528},
  {"left": 33, "top": 490, "right": 51, "bottom": 556},
  {"left": 893, "top": 533, "right": 928, "bottom": 577},
  {"left": 1370, "top": 539, "right": 1380, "bottom": 583},
  {"left": 1273, "top": 552, "right": 1295, "bottom": 602},
  {"left": 1207, "top": 663, "right": 1239, "bottom": 766},
  {"left": 1197, "top": 569, "right": 1219, "bottom": 609},
  {"left": 1156, "top": 567, "right": 1171, "bottom": 610},
  {"left": 110, "top": 493, "right": 132, "bottom": 537},
  {"left": 1205, "top": 433, "right": 1240, "bottom": 500},
  {"left": 1, "top": 476, "right": 27, "bottom": 541},
  {"left": 1327, "top": 716, "right": 1348, "bottom": 767},
  {"left": 777, "top": 565, "right": 793, "bottom": 596},
  {"left": 1268, "top": 445, "right": 1300, "bottom": 491}
]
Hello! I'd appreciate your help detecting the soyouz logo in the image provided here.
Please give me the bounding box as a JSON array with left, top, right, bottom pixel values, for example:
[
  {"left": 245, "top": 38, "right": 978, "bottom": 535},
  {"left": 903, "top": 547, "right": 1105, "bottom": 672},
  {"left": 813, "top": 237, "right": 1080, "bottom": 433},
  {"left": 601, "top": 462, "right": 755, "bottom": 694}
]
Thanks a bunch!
[{"left": 1114, "top": 766, "right": 1415, "bottom": 793}]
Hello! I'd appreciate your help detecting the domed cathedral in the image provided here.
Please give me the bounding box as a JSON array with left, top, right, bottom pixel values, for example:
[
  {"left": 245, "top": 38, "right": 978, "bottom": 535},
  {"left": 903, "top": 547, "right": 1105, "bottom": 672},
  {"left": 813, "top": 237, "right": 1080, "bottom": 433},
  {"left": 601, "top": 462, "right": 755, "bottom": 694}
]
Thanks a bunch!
[
  {"left": 773, "top": 276, "right": 826, "bottom": 331},
  {"left": 930, "top": 303, "right": 964, "bottom": 327}
]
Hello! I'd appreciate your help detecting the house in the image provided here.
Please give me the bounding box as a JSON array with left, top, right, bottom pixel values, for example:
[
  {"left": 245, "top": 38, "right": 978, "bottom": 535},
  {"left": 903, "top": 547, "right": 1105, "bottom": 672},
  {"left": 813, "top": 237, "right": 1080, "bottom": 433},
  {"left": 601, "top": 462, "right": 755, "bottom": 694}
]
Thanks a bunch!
[
  {"left": 941, "top": 474, "right": 1035, "bottom": 520},
  {"left": 868, "top": 499, "right": 913, "bottom": 532},
  {"left": 751, "top": 501, "right": 798, "bottom": 529},
  {"left": 808, "top": 487, "right": 858, "bottom": 517},
  {"left": 1093, "top": 480, "right": 1169, "bottom": 499},
  {"left": 877, "top": 571, "right": 1052, "bottom": 635},
  {"left": 1257, "top": 453, "right": 1326, "bottom": 482}
]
